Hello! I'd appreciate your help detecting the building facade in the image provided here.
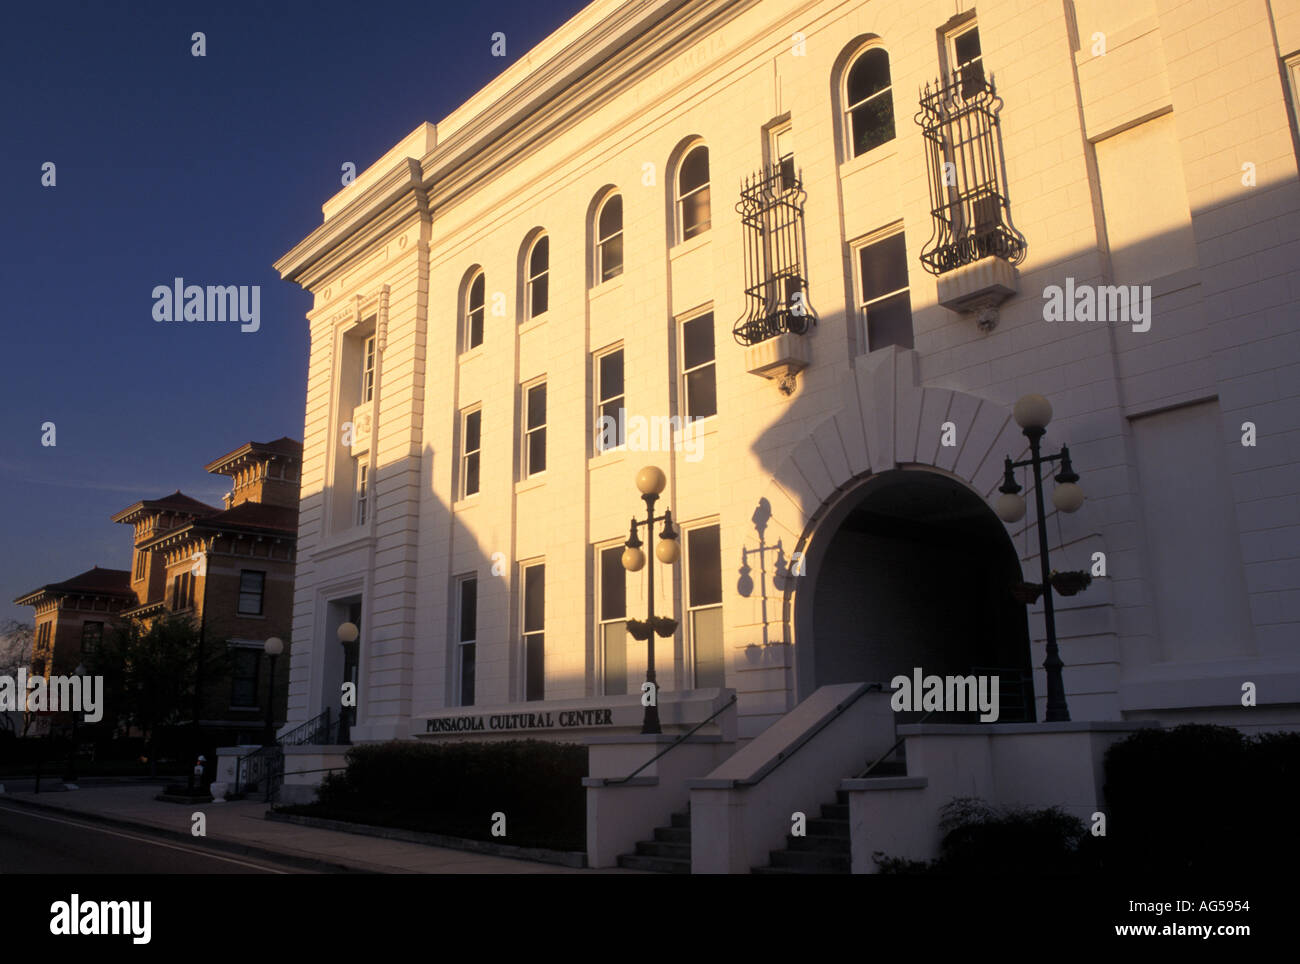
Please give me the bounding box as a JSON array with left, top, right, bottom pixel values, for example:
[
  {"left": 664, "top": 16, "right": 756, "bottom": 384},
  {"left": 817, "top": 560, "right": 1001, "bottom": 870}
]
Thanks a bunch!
[{"left": 275, "top": 0, "right": 1300, "bottom": 762}]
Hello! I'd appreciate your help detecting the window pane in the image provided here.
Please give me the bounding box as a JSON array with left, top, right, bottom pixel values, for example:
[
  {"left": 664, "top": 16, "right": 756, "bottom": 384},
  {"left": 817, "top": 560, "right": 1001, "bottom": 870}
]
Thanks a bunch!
[
  {"left": 524, "top": 565, "right": 545, "bottom": 633},
  {"left": 465, "top": 410, "right": 481, "bottom": 451},
  {"left": 459, "top": 578, "right": 477, "bottom": 642},
  {"left": 866, "top": 291, "right": 914, "bottom": 350},
  {"left": 527, "top": 384, "right": 546, "bottom": 430},
  {"left": 530, "top": 274, "right": 548, "bottom": 316},
  {"left": 679, "top": 146, "right": 709, "bottom": 194},
  {"left": 529, "top": 236, "right": 549, "bottom": 277},
  {"left": 693, "top": 607, "right": 725, "bottom": 689},
  {"left": 954, "top": 27, "right": 981, "bottom": 67},
  {"left": 603, "top": 622, "right": 627, "bottom": 696},
  {"left": 860, "top": 234, "right": 909, "bottom": 302},
  {"left": 599, "top": 350, "right": 623, "bottom": 403},
  {"left": 528, "top": 427, "right": 546, "bottom": 474},
  {"left": 847, "top": 48, "right": 891, "bottom": 105},
  {"left": 600, "top": 546, "right": 626, "bottom": 620},
  {"left": 468, "top": 308, "right": 483, "bottom": 349},
  {"left": 600, "top": 233, "right": 623, "bottom": 280},
  {"left": 598, "top": 195, "right": 622, "bottom": 240},
  {"left": 851, "top": 95, "right": 895, "bottom": 156},
  {"left": 688, "top": 525, "right": 722, "bottom": 606},
  {"left": 681, "top": 187, "right": 711, "bottom": 239},
  {"left": 683, "top": 313, "right": 714, "bottom": 369},
  {"left": 460, "top": 642, "right": 476, "bottom": 706},
  {"left": 686, "top": 366, "right": 717, "bottom": 420},
  {"left": 525, "top": 633, "right": 544, "bottom": 701},
  {"left": 465, "top": 452, "right": 480, "bottom": 496},
  {"left": 469, "top": 273, "right": 485, "bottom": 310}
]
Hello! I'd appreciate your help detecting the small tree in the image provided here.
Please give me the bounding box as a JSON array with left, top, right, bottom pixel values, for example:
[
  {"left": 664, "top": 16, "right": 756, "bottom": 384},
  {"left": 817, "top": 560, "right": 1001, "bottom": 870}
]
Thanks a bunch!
[
  {"left": 87, "top": 614, "right": 228, "bottom": 777},
  {"left": 0, "top": 619, "right": 35, "bottom": 736}
]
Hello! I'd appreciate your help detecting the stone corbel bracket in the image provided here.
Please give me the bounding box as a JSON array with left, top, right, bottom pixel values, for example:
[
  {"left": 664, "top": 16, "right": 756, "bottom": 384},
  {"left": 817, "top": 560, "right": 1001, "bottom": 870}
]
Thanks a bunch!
[{"left": 935, "top": 256, "right": 1020, "bottom": 332}]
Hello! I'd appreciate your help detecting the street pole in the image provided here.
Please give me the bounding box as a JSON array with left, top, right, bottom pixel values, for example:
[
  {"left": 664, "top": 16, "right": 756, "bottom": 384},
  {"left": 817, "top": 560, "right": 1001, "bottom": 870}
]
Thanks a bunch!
[
  {"left": 1026, "top": 427, "right": 1069, "bottom": 722},
  {"left": 642, "top": 493, "right": 662, "bottom": 735}
]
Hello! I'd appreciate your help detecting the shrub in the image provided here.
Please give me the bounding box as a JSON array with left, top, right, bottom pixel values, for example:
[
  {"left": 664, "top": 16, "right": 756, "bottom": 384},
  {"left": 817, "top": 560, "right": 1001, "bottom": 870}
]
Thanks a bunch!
[
  {"left": 303, "top": 739, "right": 588, "bottom": 852},
  {"left": 1103, "top": 724, "right": 1300, "bottom": 873}
]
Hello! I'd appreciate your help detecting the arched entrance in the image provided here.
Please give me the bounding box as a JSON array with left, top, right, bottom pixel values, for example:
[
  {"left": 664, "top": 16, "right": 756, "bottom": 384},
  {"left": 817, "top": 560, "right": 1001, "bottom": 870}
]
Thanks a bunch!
[{"left": 794, "top": 467, "right": 1034, "bottom": 720}]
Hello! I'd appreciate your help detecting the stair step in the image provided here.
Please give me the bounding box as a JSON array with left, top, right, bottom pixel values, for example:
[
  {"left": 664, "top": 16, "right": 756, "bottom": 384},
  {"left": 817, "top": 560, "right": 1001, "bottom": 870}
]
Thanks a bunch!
[
  {"left": 807, "top": 817, "right": 850, "bottom": 838},
  {"left": 863, "top": 760, "right": 907, "bottom": 777},
  {"left": 669, "top": 811, "right": 691, "bottom": 829},
  {"left": 653, "top": 826, "right": 691, "bottom": 844},
  {"left": 618, "top": 854, "right": 690, "bottom": 874},
  {"left": 786, "top": 833, "right": 852, "bottom": 854},
  {"left": 835, "top": 788, "right": 850, "bottom": 805},
  {"left": 769, "top": 849, "right": 851, "bottom": 872},
  {"left": 635, "top": 840, "right": 690, "bottom": 859},
  {"left": 820, "top": 803, "right": 849, "bottom": 820}
]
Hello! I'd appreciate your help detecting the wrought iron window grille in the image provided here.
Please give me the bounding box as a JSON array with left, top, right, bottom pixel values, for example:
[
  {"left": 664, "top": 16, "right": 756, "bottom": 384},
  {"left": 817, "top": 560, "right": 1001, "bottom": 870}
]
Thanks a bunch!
[
  {"left": 733, "top": 162, "right": 818, "bottom": 347},
  {"left": 916, "top": 73, "right": 1026, "bottom": 276}
]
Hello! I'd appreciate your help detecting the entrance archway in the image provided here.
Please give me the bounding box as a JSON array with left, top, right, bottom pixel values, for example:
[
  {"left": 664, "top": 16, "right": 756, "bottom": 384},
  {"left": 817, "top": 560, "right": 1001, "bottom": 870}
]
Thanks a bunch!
[{"left": 794, "top": 468, "right": 1034, "bottom": 720}]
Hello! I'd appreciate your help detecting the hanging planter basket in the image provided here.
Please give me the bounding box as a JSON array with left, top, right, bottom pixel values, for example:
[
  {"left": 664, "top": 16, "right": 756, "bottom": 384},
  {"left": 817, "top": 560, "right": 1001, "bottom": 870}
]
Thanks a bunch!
[
  {"left": 1010, "top": 581, "right": 1043, "bottom": 605},
  {"left": 627, "top": 619, "right": 652, "bottom": 641},
  {"left": 1050, "top": 570, "right": 1092, "bottom": 596}
]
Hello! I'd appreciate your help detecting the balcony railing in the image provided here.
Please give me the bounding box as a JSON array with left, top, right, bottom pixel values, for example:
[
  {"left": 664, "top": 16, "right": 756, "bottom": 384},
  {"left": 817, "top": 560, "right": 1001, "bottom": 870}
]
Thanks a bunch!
[
  {"left": 733, "top": 162, "right": 817, "bottom": 346},
  {"left": 916, "top": 74, "right": 1026, "bottom": 276}
]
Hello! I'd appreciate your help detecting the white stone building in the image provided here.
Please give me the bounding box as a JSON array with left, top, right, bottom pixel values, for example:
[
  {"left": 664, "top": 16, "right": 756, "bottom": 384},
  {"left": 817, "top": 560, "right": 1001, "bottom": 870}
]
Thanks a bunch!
[{"left": 274, "top": 0, "right": 1300, "bottom": 871}]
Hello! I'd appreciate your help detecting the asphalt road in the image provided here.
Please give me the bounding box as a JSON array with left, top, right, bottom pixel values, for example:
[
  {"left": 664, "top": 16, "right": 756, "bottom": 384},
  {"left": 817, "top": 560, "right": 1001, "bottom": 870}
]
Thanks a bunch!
[{"left": 0, "top": 803, "right": 307, "bottom": 874}]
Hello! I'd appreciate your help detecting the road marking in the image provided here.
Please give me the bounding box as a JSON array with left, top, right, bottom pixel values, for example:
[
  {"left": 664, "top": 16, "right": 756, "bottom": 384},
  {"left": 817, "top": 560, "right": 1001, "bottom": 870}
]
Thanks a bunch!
[{"left": 0, "top": 804, "right": 290, "bottom": 873}]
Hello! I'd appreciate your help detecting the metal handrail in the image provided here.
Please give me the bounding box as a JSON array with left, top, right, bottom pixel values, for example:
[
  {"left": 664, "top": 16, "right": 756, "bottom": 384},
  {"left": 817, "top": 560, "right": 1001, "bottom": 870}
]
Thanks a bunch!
[
  {"left": 734, "top": 682, "right": 886, "bottom": 788},
  {"left": 602, "top": 694, "right": 738, "bottom": 786},
  {"left": 858, "top": 709, "right": 935, "bottom": 779},
  {"left": 279, "top": 707, "right": 335, "bottom": 746}
]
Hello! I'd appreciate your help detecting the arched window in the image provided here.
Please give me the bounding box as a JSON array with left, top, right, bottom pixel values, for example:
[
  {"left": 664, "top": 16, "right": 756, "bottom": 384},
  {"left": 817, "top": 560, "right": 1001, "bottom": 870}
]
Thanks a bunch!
[
  {"left": 596, "top": 194, "right": 623, "bottom": 282},
  {"left": 526, "top": 235, "right": 549, "bottom": 319},
  {"left": 844, "top": 47, "right": 895, "bottom": 158},
  {"left": 463, "top": 269, "right": 485, "bottom": 351},
  {"left": 676, "top": 144, "right": 711, "bottom": 242}
]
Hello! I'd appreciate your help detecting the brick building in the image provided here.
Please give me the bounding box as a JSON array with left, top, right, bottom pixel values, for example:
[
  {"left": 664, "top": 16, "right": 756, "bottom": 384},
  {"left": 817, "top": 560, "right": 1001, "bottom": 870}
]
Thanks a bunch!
[{"left": 15, "top": 438, "right": 302, "bottom": 745}]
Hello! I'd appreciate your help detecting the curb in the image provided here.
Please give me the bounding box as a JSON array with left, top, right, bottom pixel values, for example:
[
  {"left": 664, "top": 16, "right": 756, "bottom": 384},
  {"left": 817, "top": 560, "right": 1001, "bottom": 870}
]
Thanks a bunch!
[
  {"left": 266, "top": 810, "right": 588, "bottom": 868},
  {"left": 0, "top": 795, "right": 374, "bottom": 875}
]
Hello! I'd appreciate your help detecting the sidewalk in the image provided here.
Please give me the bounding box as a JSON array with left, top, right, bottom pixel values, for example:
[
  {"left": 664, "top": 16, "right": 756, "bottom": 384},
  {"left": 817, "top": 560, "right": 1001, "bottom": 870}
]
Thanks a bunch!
[{"left": 0, "top": 784, "right": 618, "bottom": 874}]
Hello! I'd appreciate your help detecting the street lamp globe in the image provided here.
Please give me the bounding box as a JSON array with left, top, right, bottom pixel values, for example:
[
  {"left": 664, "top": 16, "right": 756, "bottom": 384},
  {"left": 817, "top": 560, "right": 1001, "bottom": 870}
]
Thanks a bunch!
[
  {"left": 656, "top": 537, "right": 680, "bottom": 564},
  {"left": 337, "top": 622, "right": 359, "bottom": 644},
  {"left": 1052, "top": 482, "right": 1085, "bottom": 513},
  {"left": 1013, "top": 393, "right": 1053, "bottom": 430},
  {"left": 635, "top": 465, "right": 667, "bottom": 496},
  {"left": 622, "top": 545, "right": 646, "bottom": 572},
  {"left": 74, "top": 663, "right": 86, "bottom": 677},
  {"left": 264, "top": 636, "right": 284, "bottom": 657},
  {"left": 994, "top": 491, "right": 1027, "bottom": 523}
]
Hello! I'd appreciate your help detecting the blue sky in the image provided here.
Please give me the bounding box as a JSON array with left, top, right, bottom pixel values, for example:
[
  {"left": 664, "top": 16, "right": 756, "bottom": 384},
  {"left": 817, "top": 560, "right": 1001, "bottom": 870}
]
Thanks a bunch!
[{"left": 0, "top": 0, "right": 586, "bottom": 623}]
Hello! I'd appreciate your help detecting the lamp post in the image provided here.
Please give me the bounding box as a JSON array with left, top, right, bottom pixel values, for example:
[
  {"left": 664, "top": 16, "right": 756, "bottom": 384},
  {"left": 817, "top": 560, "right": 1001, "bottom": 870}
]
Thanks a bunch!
[
  {"left": 336, "top": 621, "right": 359, "bottom": 744},
  {"left": 263, "top": 637, "right": 283, "bottom": 746},
  {"left": 993, "top": 394, "right": 1086, "bottom": 723},
  {"left": 64, "top": 662, "right": 86, "bottom": 784},
  {"left": 621, "top": 466, "right": 681, "bottom": 735}
]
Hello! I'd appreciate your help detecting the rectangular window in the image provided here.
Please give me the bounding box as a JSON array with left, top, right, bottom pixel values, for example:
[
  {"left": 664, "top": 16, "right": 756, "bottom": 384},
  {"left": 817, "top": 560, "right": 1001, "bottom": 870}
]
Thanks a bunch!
[
  {"left": 769, "top": 122, "right": 795, "bottom": 190},
  {"left": 456, "top": 575, "right": 477, "bottom": 707},
  {"left": 524, "top": 382, "right": 547, "bottom": 477},
  {"left": 681, "top": 311, "right": 717, "bottom": 420},
  {"left": 522, "top": 562, "right": 545, "bottom": 701},
  {"left": 356, "top": 462, "right": 369, "bottom": 526},
  {"left": 599, "top": 545, "right": 628, "bottom": 696},
  {"left": 37, "top": 623, "right": 51, "bottom": 651},
  {"left": 857, "top": 229, "right": 913, "bottom": 351},
  {"left": 134, "top": 551, "right": 146, "bottom": 580},
  {"left": 81, "top": 622, "right": 103, "bottom": 655},
  {"left": 361, "top": 334, "right": 376, "bottom": 403},
  {"left": 238, "top": 570, "right": 266, "bottom": 616},
  {"left": 461, "top": 408, "right": 482, "bottom": 498},
  {"left": 231, "top": 648, "right": 259, "bottom": 707},
  {"left": 687, "top": 524, "right": 724, "bottom": 689},
  {"left": 172, "top": 573, "right": 191, "bottom": 612},
  {"left": 1288, "top": 54, "right": 1300, "bottom": 143},
  {"left": 595, "top": 347, "right": 625, "bottom": 454},
  {"left": 948, "top": 22, "right": 984, "bottom": 99}
]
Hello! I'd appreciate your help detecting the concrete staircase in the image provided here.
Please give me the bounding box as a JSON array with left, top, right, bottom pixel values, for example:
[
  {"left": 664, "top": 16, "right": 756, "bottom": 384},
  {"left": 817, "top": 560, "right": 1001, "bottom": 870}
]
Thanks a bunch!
[
  {"left": 617, "top": 806, "right": 692, "bottom": 874},
  {"left": 753, "top": 758, "right": 906, "bottom": 874}
]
